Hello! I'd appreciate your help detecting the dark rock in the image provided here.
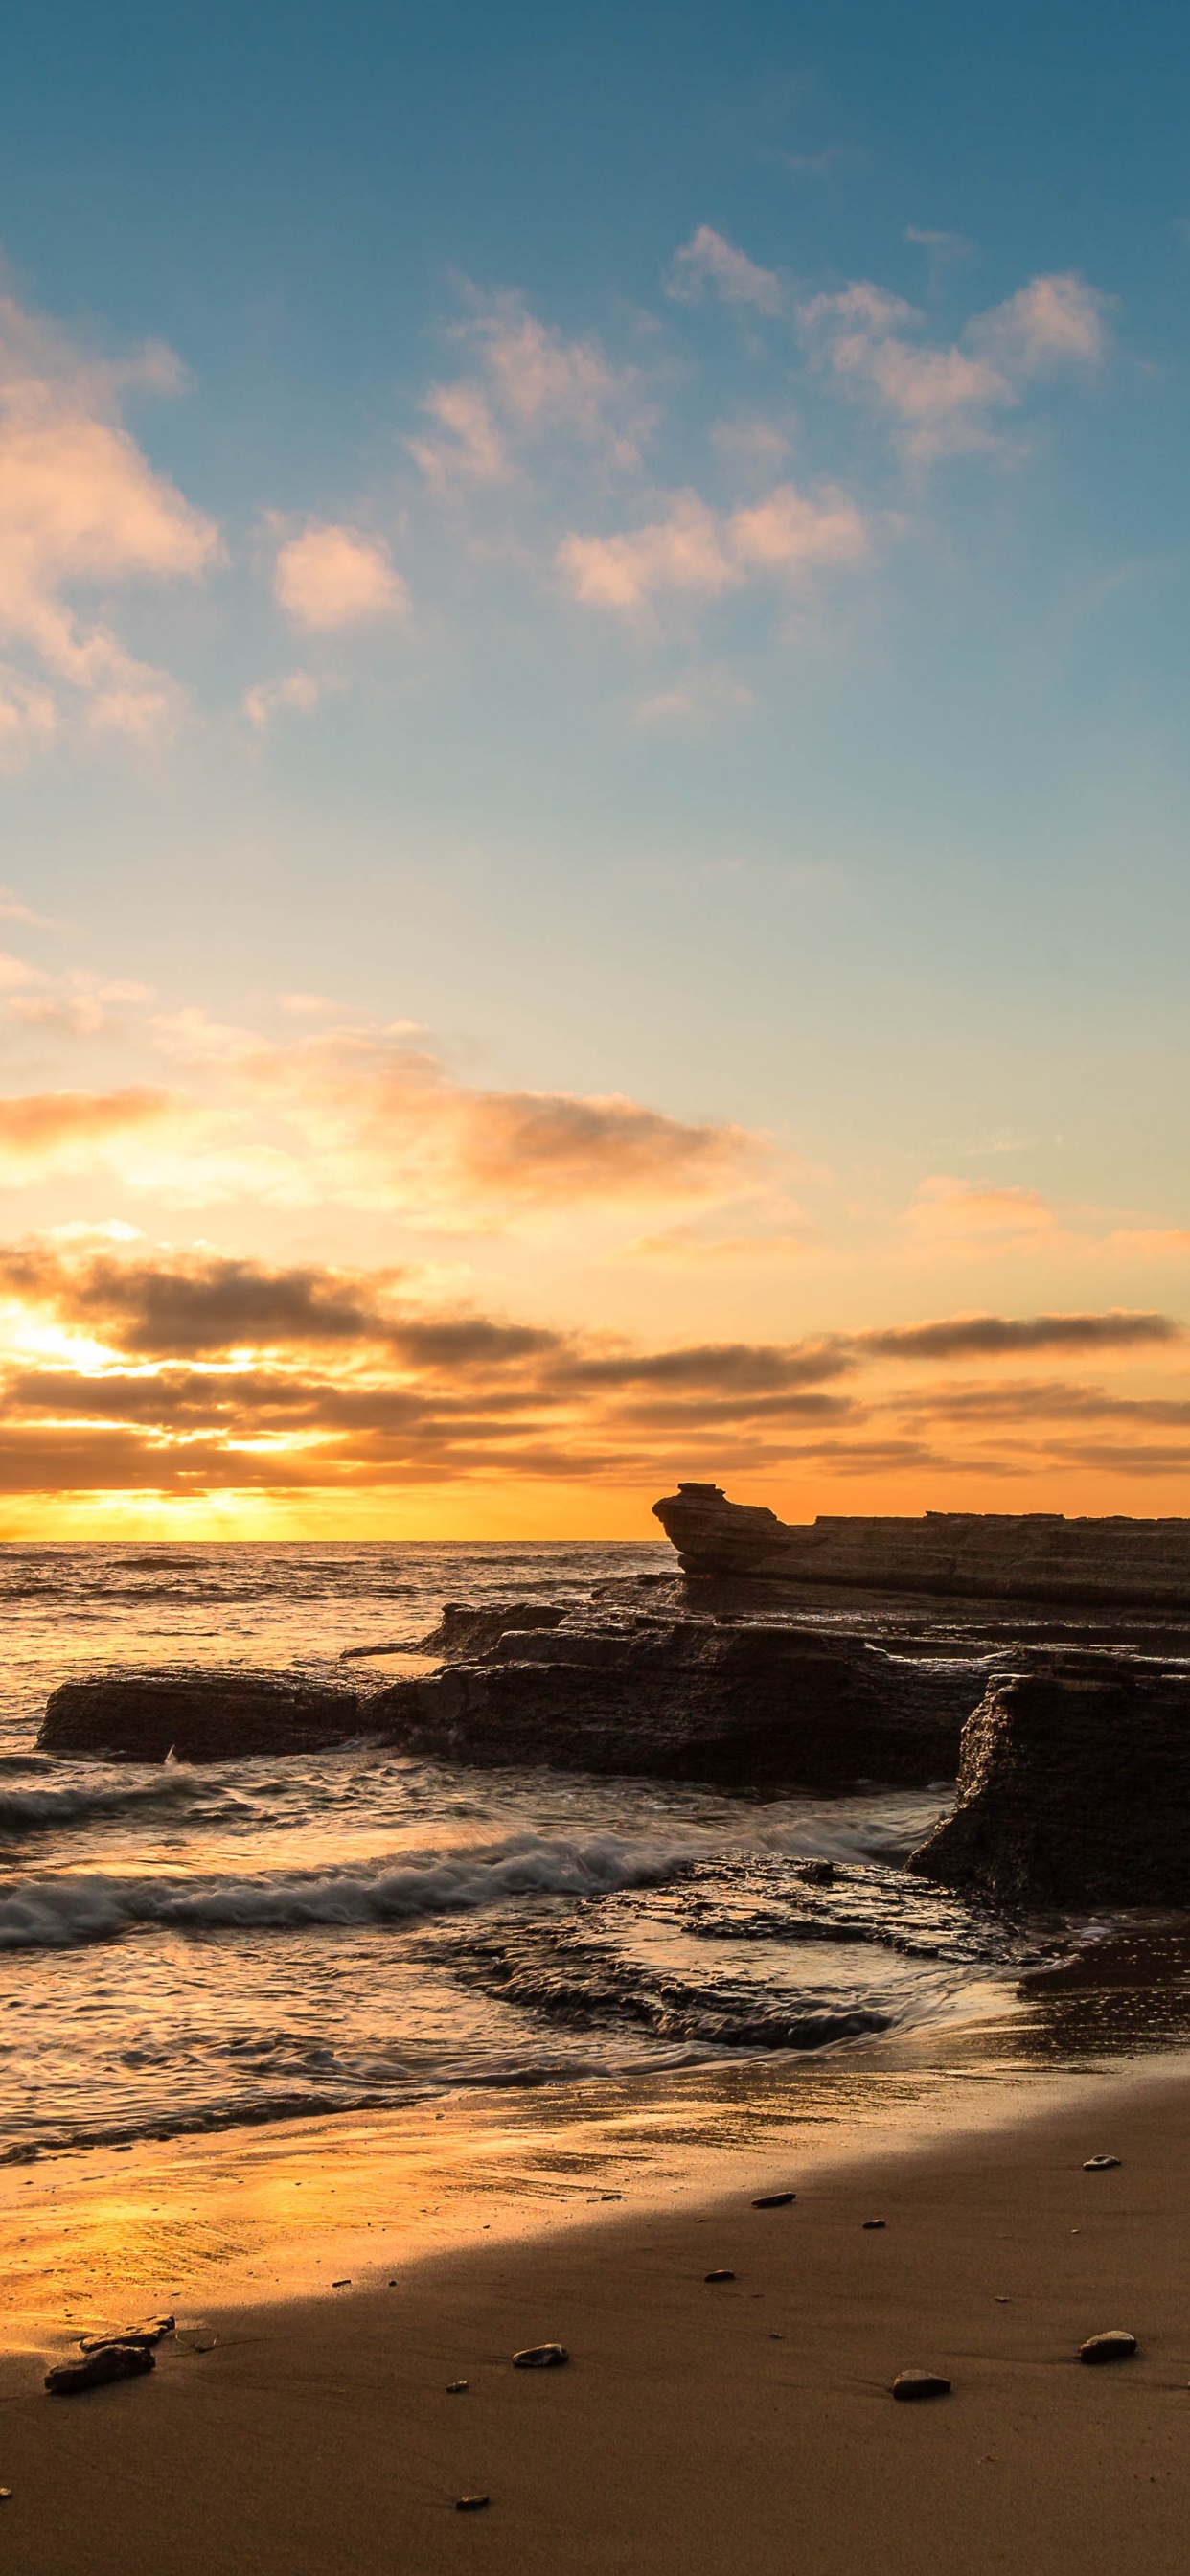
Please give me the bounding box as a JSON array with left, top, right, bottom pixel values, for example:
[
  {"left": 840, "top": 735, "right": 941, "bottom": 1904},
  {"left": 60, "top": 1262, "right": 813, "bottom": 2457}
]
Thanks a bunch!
[
  {"left": 909, "top": 1654, "right": 1190, "bottom": 1904},
  {"left": 513, "top": 2343, "right": 568, "bottom": 2368},
  {"left": 1079, "top": 2330, "right": 1136, "bottom": 2363},
  {"left": 446, "top": 2380, "right": 469, "bottom": 2393},
  {"left": 46, "top": 2343, "right": 155, "bottom": 2395},
  {"left": 456, "top": 2496, "right": 491, "bottom": 2511},
  {"left": 863, "top": 2220, "right": 886, "bottom": 2230},
  {"left": 752, "top": 2193, "right": 795, "bottom": 2209},
  {"left": 1084, "top": 2155, "right": 1122, "bottom": 2172},
  {"left": 368, "top": 1618, "right": 986, "bottom": 1789},
  {"left": 892, "top": 2369, "right": 950, "bottom": 2401},
  {"left": 653, "top": 1484, "right": 1190, "bottom": 1611},
  {"left": 415, "top": 1602, "right": 568, "bottom": 1658},
  {"left": 704, "top": 2269, "right": 736, "bottom": 2283},
  {"left": 38, "top": 1668, "right": 366, "bottom": 1764},
  {"left": 80, "top": 2313, "right": 173, "bottom": 2351}
]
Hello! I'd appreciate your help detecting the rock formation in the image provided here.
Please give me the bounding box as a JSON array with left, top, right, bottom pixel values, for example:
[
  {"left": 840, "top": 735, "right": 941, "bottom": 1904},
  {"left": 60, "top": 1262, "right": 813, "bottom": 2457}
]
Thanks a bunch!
[
  {"left": 909, "top": 1652, "right": 1190, "bottom": 1903},
  {"left": 653, "top": 1484, "right": 1190, "bottom": 1611},
  {"left": 366, "top": 1617, "right": 991, "bottom": 1787},
  {"left": 39, "top": 1668, "right": 365, "bottom": 1763},
  {"left": 40, "top": 1615, "right": 995, "bottom": 1782}
]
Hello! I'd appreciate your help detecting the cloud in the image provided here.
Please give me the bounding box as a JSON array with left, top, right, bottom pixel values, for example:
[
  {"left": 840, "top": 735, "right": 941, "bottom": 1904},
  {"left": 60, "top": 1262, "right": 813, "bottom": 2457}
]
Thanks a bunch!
[
  {"left": 240, "top": 670, "right": 347, "bottom": 727},
  {"left": 232, "top": 1027, "right": 762, "bottom": 1218},
  {"left": 0, "top": 289, "right": 219, "bottom": 743},
  {"left": 558, "top": 481, "right": 867, "bottom": 618},
  {"left": 665, "top": 227, "right": 784, "bottom": 315},
  {"left": 0, "top": 1243, "right": 1184, "bottom": 1502},
  {"left": 632, "top": 668, "right": 754, "bottom": 726},
  {"left": 858, "top": 1311, "right": 1181, "bottom": 1362},
  {"left": 272, "top": 526, "right": 409, "bottom": 632},
  {"left": 903, "top": 1174, "right": 1062, "bottom": 1247},
  {"left": 799, "top": 269, "right": 1112, "bottom": 459},
  {"left": 0, "top": 1087, "right": 179, "bottom": 1180},
  {"left": 410, "top": 295, "right": 652, "bottom": 493}
]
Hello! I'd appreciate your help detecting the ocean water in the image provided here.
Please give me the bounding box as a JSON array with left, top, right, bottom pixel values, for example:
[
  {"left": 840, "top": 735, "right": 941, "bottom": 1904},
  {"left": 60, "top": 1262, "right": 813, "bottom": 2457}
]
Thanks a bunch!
[{"left": 0, "top": 1541, "right": 1054, "bottom": 2162}]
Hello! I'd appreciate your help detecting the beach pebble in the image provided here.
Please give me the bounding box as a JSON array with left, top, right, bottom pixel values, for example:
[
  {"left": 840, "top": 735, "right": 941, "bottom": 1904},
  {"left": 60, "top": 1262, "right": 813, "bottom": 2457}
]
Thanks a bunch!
[
  {"left": 1083, "top": 2155, "right": 1122, "bottom": 2172},
  {"left": 752, "top": 2192, "right": 795, "bottom": 2209},
  {"left": 456, "top": 2496, "right": 491, "bottom": 2511},
  {"left": 892, "top": 2370, "right": 951, "bottom": 2402},
  {"left": 513, "top": 2343, "right": 568, "bottom": 2369},
  {"left": 1079, "top": 2331, "right": 1136, "bottom": 2364},
  {"left": 46, "top": 2343, "right": 155, "bottom": 2396},
  {"left": 704, "top": 2269, "right": 736, "bottom": 2284},
  {"left": 446, "top": 2380, "right": 469, "bottom": 2393},
  {"left": 862, "top": 2220, "right": 886, "bottom": 2230},
  {"left": 79, "top": 2313, "right": 173, "bottom": 2352}
]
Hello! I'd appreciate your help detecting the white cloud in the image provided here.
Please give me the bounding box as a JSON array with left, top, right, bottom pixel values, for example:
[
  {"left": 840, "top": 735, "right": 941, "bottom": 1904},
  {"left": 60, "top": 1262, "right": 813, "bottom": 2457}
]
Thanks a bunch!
[
  {"left": 272, "top": 525, "right": 410, "bottom": 632},
  {"left": 799, "top": 270, "right": 1112, "bottom": 459},
  {"left": 241, "top": 670, "right": 347, "bottom": 727},
  {"left": 558, "top": 481, "right": 868, "bottom": 618},
  {"left": 0, "top": 291, "right": 219, "bottom": 743},
  {"left": 665, "top": 227, "right": 784, "bottom": 315},
  {"left": 410, "top": 295, "right": 652, "bottom": 493}
]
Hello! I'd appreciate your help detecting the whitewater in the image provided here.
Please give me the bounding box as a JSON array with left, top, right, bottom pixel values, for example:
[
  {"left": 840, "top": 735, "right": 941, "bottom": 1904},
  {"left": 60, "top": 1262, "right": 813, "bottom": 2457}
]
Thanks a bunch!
[{"left": 0, "top": 1538, "right": 1059, "bottom": 2161}]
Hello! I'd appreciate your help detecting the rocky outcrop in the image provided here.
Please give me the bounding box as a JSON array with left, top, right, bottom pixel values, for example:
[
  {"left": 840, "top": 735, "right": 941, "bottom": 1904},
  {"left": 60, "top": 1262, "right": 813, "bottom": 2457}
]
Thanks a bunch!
[
  {"left": 367, "top": 1618, "right": 994, "bottom": 1787},
  {"left": 909, "top": 1653, "right": 1190, "bottom": 1903},
  {"left": 340, "top": 1602, "right": 569, "bottom": 1661},
  {"left": 412, "top": 1601, "right": 568, "bottom": 1658},
  {"left": 653, "top": 1484, "right": 1190, "bottom": 1611},
  {"left": 38, "top": 1668, "right": 366, "bottom": 1763}
]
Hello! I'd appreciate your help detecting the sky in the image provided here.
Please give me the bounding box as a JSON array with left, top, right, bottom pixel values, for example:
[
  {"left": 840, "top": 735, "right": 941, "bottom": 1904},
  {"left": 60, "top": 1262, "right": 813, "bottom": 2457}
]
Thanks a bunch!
[{"left": 0, "top": 0, "right": 1188, "bottom": 1537}]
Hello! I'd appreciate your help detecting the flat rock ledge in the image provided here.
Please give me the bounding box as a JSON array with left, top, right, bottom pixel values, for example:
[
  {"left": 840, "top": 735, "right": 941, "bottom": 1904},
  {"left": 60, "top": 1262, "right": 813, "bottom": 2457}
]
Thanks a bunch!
[
  {"left": 654, "top": 1484, "right": 1190, "bottom": 1611},
  {"left": 909, "top": 1652, "right": 1190, "bottom": 1904}
]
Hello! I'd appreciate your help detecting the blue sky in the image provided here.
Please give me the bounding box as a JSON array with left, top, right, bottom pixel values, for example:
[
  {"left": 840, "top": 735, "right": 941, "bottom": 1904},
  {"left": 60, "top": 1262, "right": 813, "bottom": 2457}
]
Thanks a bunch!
[{"left": 0, "top": 0, "right": 1187, "bottom": 1531}]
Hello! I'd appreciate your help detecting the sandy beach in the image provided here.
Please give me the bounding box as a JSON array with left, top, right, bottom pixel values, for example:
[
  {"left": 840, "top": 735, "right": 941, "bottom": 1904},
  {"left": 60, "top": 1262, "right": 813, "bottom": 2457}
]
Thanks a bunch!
[{"left": 3, "top": 2058, "right": 1190, "bottom": 2575}]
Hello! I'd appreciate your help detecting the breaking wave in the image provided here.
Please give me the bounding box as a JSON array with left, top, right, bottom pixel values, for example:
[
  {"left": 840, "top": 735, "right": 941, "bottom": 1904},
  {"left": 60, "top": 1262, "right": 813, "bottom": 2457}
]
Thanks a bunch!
[{"left": 0, "top": 1828, "right": 692, "bottom": 1950}]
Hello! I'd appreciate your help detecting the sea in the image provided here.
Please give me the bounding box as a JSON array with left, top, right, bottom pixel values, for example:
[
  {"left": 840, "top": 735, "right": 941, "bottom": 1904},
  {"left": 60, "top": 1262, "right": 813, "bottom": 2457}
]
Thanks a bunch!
[{"left": 1, "top": 1540, "right": 1179, "bottom": 2166}]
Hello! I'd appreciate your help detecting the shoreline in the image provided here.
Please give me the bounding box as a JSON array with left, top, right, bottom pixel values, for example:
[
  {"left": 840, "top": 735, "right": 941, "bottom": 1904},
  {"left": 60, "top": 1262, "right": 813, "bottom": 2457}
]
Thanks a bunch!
[{"left": 4, "top": 2050, "right": 1190, "bottom": 2571}]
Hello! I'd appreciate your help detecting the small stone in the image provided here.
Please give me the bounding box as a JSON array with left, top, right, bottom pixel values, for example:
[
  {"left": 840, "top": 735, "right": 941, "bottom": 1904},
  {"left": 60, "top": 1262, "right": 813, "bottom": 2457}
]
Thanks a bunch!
[
  {"left": 862, "top": 2220, "right": 886, "bottom": 2230},
  {"left": 0, "top": 2487, "right": 11, "bottom": 2500},
  {"left": 456, "top": 2496, "right": 491, "bottom": 2512},
  {"left": 513, "top": 2343, "right": 568, "bottom": 2368},
  {"left": 892, "top": 2370, "right": 951, "bottom": 2402},
  {"left": 752, "top": 2192, "right": 795, "bottom": 2209},
  {"left": 1079, "top": 2330, "right": 1136, "bottom": 2364},
  {"left": 79, "top": 2313, "right": 173, "bottom": 2352},
  {"left": 46, "top": 2343, "right": 155, "bottom": 2396},
  {"left": 1083, "top": 2155, "right": 1122, "bottom": 2172},
  {"left": 447, "top": 2380, "right": 469, "bottom": 2393},
  {"left": 704, "top": 2269, "right": 735, "bottom": 2283},
  {"left": 332, "top": 2278, "right": 351, "bottom": 2288}
]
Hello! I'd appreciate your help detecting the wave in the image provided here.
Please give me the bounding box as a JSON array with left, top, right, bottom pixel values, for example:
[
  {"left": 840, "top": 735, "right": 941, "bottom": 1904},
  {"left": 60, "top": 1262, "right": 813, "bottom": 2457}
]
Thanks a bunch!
[
  {"left": 0, "top": 1772, "right": 218, "bottom": 1837},
  {"left": 0, "top": 1829, "right": 691, "bottom": 1950}
]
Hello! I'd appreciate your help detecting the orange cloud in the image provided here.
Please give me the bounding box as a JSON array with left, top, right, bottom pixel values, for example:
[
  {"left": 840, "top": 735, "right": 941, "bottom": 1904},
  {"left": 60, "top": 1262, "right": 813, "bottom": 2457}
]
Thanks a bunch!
[
  {"left": 410, "top": 295, "right": 652, "bottom": 494},
  {"left": 0, "top": 1086, "right": 180, "bottom": 1180},
  {"left": 0, "top": 290, "right": 218, "bottom": 748},
  {"left": 799, "top": 269, "right": 1112, "bottom": 460},
  {"left": 904, "top": 1174, "right": 1062, "bottom": 1249},
  {"left": 0, "top": 1244, "right": 1182, "bottom": 1512},
  {"left": 558, "top": 482, "right": 868, "bottom": 619},
  {"left": 272, "top": 525, "right": 410, "bottom": 632}
]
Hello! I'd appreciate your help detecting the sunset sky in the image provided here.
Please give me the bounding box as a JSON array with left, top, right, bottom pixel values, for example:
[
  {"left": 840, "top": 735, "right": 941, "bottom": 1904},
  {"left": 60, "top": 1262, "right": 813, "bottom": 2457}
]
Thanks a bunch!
[{"left": 0, "top": 0, "right": 1188, "bottom": 1535}]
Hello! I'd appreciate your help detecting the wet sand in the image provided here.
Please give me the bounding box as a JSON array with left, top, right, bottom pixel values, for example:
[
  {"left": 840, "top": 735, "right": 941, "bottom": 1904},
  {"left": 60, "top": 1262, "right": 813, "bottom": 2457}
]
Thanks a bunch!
[{"left": 4, "top": 2058, "right": 1190, "bottom": 2574}]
